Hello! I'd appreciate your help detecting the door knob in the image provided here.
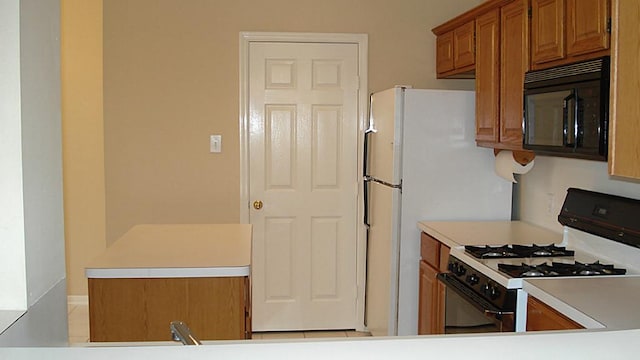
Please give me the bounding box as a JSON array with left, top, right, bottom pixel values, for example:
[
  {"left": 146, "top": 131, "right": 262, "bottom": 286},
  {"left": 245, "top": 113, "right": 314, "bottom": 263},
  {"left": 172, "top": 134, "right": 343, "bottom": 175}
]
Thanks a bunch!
[{"left": 253, "top": 200, "right": 263, "bottom": 210}]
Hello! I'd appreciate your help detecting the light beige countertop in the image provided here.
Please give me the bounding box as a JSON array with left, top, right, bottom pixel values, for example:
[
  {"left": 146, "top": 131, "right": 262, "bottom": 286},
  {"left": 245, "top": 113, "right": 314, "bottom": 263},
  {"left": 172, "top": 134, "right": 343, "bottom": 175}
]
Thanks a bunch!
[
  {"left": 523, "top": 276, "right": 640, "bottom": 329},
  {"left": 6, "top": 329, "right": 640, "bottom": 358},
  {"left": 417, "top": 220, "right": 563, "bottom": 248},
  {"left": 86, "top": 224, "right": 252, "bottom": 278}
]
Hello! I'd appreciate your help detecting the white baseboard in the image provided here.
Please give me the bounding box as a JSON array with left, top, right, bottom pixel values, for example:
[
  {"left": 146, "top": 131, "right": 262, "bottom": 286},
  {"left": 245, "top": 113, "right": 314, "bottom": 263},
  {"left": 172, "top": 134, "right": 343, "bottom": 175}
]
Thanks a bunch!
[{"left": 67, "top": 295, "right": 88, "bottom": 306}]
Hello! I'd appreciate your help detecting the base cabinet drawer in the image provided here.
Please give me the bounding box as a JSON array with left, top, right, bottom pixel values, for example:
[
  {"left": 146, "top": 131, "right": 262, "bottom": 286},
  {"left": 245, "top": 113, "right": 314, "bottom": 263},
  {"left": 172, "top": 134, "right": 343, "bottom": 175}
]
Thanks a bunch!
[{"left": 88, "top": 276, "right": 251, "bottom": 342}]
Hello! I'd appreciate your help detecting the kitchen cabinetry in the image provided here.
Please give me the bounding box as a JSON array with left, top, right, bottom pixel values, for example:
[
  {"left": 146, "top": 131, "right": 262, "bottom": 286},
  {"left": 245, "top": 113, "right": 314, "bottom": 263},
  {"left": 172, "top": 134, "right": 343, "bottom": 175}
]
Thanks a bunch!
[
  {"left": 475, "top": 9, "right": 500, "bottom": 143},
  {"left": 476, "top": 0, "right": 530, "bottom": 149},
  {"left": 434, "top": 0, "right": 532, "bottom": 151},
  {"left": 608, "top": 0, "right": 640, "bottom": 180},
  {"left": 89, "top": 276, "right": 251, "bottom": 342},
  {"left": 500, "top": 0, "right": 530, "bottom": 146},
  {"left": 435, "top": 0, "right": 609, "bottom": 154},
  {"left": 526, "top": 296, "right": 583, "bottom": 331},
  {"left": 531, "top": 0, "right": 610, "bottom": 69},
  {"left": 435, "top": 21, "right": 476, "bottom": 78},
  {"left": 418, "top": 232, "right": 449, "bottom": 335}
]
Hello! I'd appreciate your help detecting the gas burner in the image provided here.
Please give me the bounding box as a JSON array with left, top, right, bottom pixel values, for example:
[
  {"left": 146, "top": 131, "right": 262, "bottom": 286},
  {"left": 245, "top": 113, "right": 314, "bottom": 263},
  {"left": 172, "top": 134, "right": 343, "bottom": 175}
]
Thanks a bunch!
[
  {"left": 497, "top": 261, "right": 627, "bottom": 278},
  {"left": 552, "top": 261, "right": 627, "bottom": 276},
  {"left": 465, "top": 245, "right": 520, "bottom": 258},
  {"left": 514, "top": 244, "right": 575, "bottom": 257},
  {"left": 497, "top": 263, "right": 564, "bottom": 278},
  {"left": 465, "top": 244, "right": 574, "bottom": 259}
]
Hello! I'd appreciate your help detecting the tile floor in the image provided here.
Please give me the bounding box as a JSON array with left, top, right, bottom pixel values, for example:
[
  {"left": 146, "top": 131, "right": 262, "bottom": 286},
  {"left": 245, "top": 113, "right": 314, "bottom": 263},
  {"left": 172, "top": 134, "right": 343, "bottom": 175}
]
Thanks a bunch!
[{"left": 67, "top": 303, "right": 370, "bottom": 343}]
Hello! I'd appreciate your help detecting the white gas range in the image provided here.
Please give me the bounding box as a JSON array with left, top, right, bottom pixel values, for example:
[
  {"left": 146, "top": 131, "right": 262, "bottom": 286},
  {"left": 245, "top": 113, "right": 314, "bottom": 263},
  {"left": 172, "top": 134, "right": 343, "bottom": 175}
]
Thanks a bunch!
[
  {"left": 437, "top": 188, "right": 640, "bottom": 333},
  {"left": 448, "top": 226, "right": 640, "bottom": 290}
]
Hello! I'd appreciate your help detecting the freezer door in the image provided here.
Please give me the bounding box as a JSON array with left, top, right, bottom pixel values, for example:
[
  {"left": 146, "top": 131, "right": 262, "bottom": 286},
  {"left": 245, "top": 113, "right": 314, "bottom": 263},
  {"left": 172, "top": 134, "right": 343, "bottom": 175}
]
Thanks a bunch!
[{"left": 365, "top": 88, "right": 404, "bottom": 185}]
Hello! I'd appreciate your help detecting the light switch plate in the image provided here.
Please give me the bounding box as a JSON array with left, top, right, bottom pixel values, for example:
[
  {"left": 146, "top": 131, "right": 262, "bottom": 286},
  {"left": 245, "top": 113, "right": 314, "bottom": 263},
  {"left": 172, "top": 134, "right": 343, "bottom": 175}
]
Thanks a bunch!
[{"left": 210, "top": 135, "right": 222, "bottom": 153}]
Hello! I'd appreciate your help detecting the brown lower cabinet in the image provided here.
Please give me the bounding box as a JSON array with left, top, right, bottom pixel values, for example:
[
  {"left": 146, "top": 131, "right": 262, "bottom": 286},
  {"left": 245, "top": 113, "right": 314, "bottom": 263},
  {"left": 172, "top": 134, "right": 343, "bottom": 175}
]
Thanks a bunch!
[
  {"left": 418, "top": 261, "right": 445, "bottom": 334},
  {"left": 526, "top": 296, "right": 583, "bottom": 331},
  {"left": 418, "top": 232, "right": 449, "bottom": 335},
  {"left": 88, "top": 276, "right": 251, "bottom": 342}
]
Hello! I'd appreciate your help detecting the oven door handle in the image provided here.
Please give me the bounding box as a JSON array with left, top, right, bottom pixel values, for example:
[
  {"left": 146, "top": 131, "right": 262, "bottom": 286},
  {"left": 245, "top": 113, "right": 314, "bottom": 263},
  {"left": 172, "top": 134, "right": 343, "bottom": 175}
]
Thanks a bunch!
[
  {"left": 484, "top": 309, "right": 514, "bottom": 317},
  {"left": 437, "top": 273, "right": 514, "bottom": 318}
]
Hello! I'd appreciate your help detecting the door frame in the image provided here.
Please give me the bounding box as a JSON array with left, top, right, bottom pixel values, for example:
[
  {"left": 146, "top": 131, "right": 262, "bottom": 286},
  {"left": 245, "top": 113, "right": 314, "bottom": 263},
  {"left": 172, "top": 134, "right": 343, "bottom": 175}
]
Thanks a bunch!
[{"left": 239, "top": 32, "right": 368, "bottom": 331}]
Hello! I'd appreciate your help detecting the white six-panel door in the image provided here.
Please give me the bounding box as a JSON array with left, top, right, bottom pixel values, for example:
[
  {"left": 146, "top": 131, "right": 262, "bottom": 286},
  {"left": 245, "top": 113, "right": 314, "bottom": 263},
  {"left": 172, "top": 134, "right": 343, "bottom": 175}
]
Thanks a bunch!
[{"left": 249, "top": 42, "right": 359, "bottom": 331}]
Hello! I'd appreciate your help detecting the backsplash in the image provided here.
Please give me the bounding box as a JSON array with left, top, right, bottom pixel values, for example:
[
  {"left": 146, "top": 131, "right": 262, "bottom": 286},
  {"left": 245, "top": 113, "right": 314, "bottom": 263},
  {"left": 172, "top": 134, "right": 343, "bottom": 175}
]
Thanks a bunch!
[{"left": 517, "top": 156, "right": 640, "bottom": 233}]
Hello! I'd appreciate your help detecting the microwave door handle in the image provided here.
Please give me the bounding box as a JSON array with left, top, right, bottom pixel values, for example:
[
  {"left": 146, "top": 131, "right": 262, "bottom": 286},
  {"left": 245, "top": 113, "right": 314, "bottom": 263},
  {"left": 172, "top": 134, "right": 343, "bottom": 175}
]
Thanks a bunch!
[
  {"left": 576, "top": 95, "right": 584, "bottom": 148},
  {"left": 563, "top": 92, "right": 577, "bottom": 148}
]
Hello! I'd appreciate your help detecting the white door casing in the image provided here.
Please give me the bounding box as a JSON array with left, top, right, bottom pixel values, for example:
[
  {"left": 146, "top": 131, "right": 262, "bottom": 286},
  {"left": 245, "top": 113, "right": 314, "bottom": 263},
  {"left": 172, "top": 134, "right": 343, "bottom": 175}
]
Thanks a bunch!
[{"left": 239, "top": 33, "right": 368, "bottom": 331}]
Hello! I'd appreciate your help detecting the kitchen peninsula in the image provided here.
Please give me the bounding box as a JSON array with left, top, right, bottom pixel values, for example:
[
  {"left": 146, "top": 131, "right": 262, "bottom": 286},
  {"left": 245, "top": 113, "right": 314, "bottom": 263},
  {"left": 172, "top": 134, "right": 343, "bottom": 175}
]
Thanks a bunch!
[{"left": 85, "top": 224, "right": 252, "bottom": 342}]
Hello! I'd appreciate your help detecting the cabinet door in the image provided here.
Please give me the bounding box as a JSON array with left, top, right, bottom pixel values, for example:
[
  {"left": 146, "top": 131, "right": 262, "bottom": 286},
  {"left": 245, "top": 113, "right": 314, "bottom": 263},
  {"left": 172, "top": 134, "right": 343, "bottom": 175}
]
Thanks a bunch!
[
  {"left": 418, "top": 261, "right": 442, "bottom": 335},
  {"left": 436, "top": 31, "right": 455, "bottom": 76},
  {"left": 500, "top": 0, "right": 529, "bottom": 146},
  {"left": 475, "top": 9, "right": 500, "bottom": 143},
  {"left": 527, "top": 296, "right": 583, "bottom": 331},
  {"left": 454, "top": 21, "right": 476, "bottom": 70},
  {"left": 531, "top": 0, "right": 565, "bottom": 65},
  {"left": 436, "top": 279, "right": 446, "bottom": 334},
  {"left": 566, "top": 0, "right": 610, "bottom": 56},
  {"left": 608, "top": 0, "right": 640, "bottom": 179}
]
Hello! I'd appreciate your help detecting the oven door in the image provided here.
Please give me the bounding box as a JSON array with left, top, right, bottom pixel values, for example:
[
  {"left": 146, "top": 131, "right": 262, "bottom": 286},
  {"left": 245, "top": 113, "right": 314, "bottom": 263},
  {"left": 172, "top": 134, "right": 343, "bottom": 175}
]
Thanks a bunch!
[{"left": 437, "top": 273, "right": 514, "bottom": 333}]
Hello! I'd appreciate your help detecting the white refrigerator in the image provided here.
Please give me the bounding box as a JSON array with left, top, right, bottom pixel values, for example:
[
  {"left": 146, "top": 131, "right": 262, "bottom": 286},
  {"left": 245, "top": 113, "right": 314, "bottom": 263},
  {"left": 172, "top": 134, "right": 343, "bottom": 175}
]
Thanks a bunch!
[{"left": 363, "top": 87, "right": 512, "bottom": 336}]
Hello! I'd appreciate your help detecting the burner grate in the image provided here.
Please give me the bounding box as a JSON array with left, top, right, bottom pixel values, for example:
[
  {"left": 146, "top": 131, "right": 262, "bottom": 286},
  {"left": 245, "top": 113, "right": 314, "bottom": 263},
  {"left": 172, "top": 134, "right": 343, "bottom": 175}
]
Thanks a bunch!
[
  {"left": 465, "top": 244, "right": 574, "bottom": 259},
  {"left": 498, "top": 261, "right": 627, "bottom": 278}
]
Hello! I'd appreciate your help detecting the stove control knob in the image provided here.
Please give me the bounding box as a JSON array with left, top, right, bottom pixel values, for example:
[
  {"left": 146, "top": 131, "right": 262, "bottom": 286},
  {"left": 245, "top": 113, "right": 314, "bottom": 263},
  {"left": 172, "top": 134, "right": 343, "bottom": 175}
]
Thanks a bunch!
[
  {"left": 466, "top": 274, "right": 479, "bottom": 285},
  {"left": 482, "top": 284, "right": 501, "bottom": 300},
  {"left": 454, "top": 264, "right": 466, "bottom": 276},
  {"left": 448, "top": 262, "right": 456, "bottom": 272},
  {"left": 481, "top": 284, "right": 491, "bottom": 296},
  {"left": 489, "top": 286, "right": 501, "bottom": 300}
]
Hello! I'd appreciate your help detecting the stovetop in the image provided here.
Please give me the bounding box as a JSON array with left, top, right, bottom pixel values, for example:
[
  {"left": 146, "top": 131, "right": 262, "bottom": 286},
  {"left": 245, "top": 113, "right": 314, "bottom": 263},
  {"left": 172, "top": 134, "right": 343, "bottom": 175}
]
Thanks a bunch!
[
  {"left": 448, "top": 227, "right": 640, "bottom": 289},
  {"left": 464, "top": 243, "right": 628, "bottom": 278}
]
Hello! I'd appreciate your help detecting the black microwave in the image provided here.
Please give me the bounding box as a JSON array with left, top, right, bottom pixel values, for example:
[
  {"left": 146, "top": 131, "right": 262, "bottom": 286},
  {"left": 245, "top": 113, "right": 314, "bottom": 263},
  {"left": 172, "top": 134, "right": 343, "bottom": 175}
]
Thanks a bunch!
[{"left": 523, "top": 57, "right": 610, "bottom": 161}]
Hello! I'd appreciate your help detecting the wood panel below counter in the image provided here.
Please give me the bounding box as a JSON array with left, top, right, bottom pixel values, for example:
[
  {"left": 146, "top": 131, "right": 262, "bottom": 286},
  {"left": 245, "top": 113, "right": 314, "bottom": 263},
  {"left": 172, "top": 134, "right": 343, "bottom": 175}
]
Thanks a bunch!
[{"left": 89, "top": 276, "right": 250, "bottom": 342}]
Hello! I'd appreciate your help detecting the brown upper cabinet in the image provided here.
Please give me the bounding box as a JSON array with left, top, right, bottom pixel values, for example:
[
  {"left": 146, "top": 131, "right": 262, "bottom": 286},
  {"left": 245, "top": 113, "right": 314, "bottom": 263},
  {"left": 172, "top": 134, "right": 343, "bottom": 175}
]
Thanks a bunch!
[
  {"left": 531, "top": 0, "right": 611, "bottom": 69},
  {"left": 499, "top": 0, "right": 530, "bottom": 148},
  {"left": 434, "top": 0, "right": 530, "bottom": 150},
  {"left": 475, "top": 9, "right": 500, "bottom": 144},
  {"left": 436, "top": 21, "right": 476, "bottom": 78}
]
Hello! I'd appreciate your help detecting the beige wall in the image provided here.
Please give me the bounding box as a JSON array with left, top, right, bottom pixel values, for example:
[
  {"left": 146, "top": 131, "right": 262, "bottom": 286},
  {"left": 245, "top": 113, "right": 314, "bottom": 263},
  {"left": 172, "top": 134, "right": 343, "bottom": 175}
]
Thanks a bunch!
[
  {"left": 61, "top": 0, "right": 106, "bottom": 296},
  {"left": 102, "top": 0, "right": 481, "bottom": 248},
  {"left": 519, "top": 156, "right": 640, "bottom": 233}
]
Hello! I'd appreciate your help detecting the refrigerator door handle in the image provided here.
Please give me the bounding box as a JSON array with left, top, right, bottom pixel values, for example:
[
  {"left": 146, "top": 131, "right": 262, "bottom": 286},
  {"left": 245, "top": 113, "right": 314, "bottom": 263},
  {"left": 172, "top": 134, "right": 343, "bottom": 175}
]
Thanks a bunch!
[
  {"left": 363, "top": 130, "right": 370, "bottom": 177},
  {"left": 363, "top": 177, "right": 370, "bottom": 228},
  {"left": 365, "top": 93, "right": 377, "bottom": 133},
  {"left": 364, "top": 175, "right": 403, "bottom": 228},
  {"left": 366, "top": 176, "right": 402, "bottom": 190}
]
